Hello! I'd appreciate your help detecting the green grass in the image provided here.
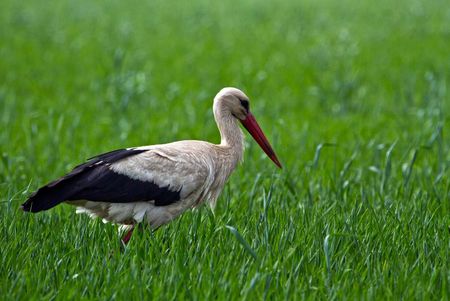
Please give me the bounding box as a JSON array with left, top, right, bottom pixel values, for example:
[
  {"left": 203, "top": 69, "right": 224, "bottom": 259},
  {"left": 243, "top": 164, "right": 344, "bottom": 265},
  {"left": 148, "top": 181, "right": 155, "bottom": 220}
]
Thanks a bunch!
[{"left": 1, "top": 0, "right": 449, "bottom": 299}]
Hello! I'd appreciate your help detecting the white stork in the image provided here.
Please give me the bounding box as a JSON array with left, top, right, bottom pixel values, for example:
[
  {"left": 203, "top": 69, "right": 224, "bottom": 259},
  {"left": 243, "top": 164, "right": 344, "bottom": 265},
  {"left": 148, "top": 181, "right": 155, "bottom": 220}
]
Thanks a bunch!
[{"left": 22, "top": 87, "right": 281, "bottom": 244}]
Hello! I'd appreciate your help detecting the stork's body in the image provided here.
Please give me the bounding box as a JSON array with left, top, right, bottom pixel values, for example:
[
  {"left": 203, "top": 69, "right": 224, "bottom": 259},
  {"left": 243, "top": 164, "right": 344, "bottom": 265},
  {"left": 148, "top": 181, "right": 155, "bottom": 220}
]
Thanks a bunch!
[
  {"left": 22, "top": 88, "right": 281, "bottom": 243},
  {"left": 71, "top": 138, "right": 243, "bottom": 229}
]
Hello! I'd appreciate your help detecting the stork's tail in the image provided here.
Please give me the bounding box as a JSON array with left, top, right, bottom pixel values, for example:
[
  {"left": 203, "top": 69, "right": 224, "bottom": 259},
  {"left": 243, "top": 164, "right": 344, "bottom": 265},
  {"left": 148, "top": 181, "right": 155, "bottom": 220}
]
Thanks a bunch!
[
  {"left": 21, "top": 169, "right": 85, "bottom": 212},
  {"left": 21, "top": 180, "right": 77, "bottom": 212}
]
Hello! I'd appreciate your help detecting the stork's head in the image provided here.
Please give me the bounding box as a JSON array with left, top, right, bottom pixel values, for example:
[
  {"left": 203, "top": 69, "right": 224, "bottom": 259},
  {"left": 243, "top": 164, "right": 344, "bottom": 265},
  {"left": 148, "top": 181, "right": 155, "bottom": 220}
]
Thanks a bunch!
[{"left": 214, "top": 87, "right": 282, "bottom": 169}]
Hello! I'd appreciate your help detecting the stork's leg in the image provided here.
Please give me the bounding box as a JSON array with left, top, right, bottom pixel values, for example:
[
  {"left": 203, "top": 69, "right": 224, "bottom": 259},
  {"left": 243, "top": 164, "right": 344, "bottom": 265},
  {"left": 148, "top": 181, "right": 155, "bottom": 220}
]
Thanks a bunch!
[{"left": 121, "top": 225, "right": 135, "bottom": 246}]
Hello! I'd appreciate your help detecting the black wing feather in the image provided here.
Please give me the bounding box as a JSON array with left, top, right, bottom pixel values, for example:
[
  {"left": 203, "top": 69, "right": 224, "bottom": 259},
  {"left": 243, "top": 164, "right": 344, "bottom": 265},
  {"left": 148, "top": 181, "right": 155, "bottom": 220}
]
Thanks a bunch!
[{"left": 21, "top": 148, "right": 181, "bottom": 212}]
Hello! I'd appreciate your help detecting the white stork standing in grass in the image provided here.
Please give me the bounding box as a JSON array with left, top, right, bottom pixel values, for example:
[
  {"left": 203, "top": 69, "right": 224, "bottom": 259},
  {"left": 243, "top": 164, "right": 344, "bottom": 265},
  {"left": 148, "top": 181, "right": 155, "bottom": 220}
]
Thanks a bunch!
[{"left": 22, "top": 87, "right": 282, "bottom": 244}]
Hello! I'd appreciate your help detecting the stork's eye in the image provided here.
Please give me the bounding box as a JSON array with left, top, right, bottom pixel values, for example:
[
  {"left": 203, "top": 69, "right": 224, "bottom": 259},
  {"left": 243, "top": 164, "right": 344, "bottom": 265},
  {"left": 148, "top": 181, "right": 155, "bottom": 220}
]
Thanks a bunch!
[{"left": 240, "top": 99, "right": 249, "bottom": 113}]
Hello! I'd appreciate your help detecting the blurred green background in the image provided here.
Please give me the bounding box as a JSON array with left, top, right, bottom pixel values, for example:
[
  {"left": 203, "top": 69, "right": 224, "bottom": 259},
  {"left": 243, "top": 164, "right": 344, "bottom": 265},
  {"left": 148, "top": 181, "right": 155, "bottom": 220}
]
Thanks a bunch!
[{"left": 0, "top": 0, "right": 449, "bottom": 299}]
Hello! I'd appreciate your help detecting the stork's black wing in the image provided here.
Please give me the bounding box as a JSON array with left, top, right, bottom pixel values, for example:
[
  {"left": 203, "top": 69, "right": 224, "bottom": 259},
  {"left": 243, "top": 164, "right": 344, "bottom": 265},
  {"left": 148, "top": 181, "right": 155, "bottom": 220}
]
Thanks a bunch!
[{"left": 21, "top": 148, "right": 181, "bottom": 213}]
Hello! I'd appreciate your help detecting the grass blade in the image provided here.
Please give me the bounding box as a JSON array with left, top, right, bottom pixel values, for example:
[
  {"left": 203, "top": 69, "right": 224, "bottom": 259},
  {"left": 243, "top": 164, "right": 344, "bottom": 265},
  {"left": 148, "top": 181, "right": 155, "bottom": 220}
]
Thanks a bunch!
[{"left": 225, "top": 225, "right": 258, "bottom": 261}]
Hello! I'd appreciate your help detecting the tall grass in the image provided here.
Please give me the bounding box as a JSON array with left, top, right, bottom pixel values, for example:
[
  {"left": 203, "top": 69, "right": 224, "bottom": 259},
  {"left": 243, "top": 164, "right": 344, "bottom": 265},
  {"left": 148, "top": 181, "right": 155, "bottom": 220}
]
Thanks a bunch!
[{"left": 0, "top": 0, "right": 449, "bottom": 299}]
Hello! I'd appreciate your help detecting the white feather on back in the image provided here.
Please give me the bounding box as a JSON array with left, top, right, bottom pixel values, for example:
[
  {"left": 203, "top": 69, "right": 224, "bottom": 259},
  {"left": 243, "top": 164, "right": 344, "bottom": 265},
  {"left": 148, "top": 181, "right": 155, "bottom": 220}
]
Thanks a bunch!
[{"left": 110, "top": 142, "right": 213, "bottom": 199}]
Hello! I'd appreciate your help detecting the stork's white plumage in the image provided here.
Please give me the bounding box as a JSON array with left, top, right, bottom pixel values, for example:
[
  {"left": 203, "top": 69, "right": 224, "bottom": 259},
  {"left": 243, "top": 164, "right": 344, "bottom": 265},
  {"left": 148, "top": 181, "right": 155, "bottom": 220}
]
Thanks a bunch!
[{"left": 22, "top": 88, "right": 281, "bottom": 244}]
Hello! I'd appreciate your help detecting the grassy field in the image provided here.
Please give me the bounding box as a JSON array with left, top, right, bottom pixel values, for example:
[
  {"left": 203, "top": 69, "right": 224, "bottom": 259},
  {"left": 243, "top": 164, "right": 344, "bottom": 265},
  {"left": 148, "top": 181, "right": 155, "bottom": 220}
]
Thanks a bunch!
[{"left": 1, "top": 0, "right": 449, "bottom": 299}]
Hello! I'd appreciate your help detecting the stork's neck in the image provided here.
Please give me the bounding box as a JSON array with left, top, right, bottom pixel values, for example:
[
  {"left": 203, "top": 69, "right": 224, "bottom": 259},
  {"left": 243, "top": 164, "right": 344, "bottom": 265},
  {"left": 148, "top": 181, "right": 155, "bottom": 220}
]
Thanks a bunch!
[{"left": 213, "top": 102, "right": 245, "bottom": 162}]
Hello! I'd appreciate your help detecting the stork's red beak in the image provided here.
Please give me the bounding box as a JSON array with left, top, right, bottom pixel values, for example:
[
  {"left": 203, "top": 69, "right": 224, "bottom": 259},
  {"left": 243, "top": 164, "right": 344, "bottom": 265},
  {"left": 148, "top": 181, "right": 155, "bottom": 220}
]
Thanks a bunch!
[{"left": 240, "top": 112, "right": 282, "bottom": 168}]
